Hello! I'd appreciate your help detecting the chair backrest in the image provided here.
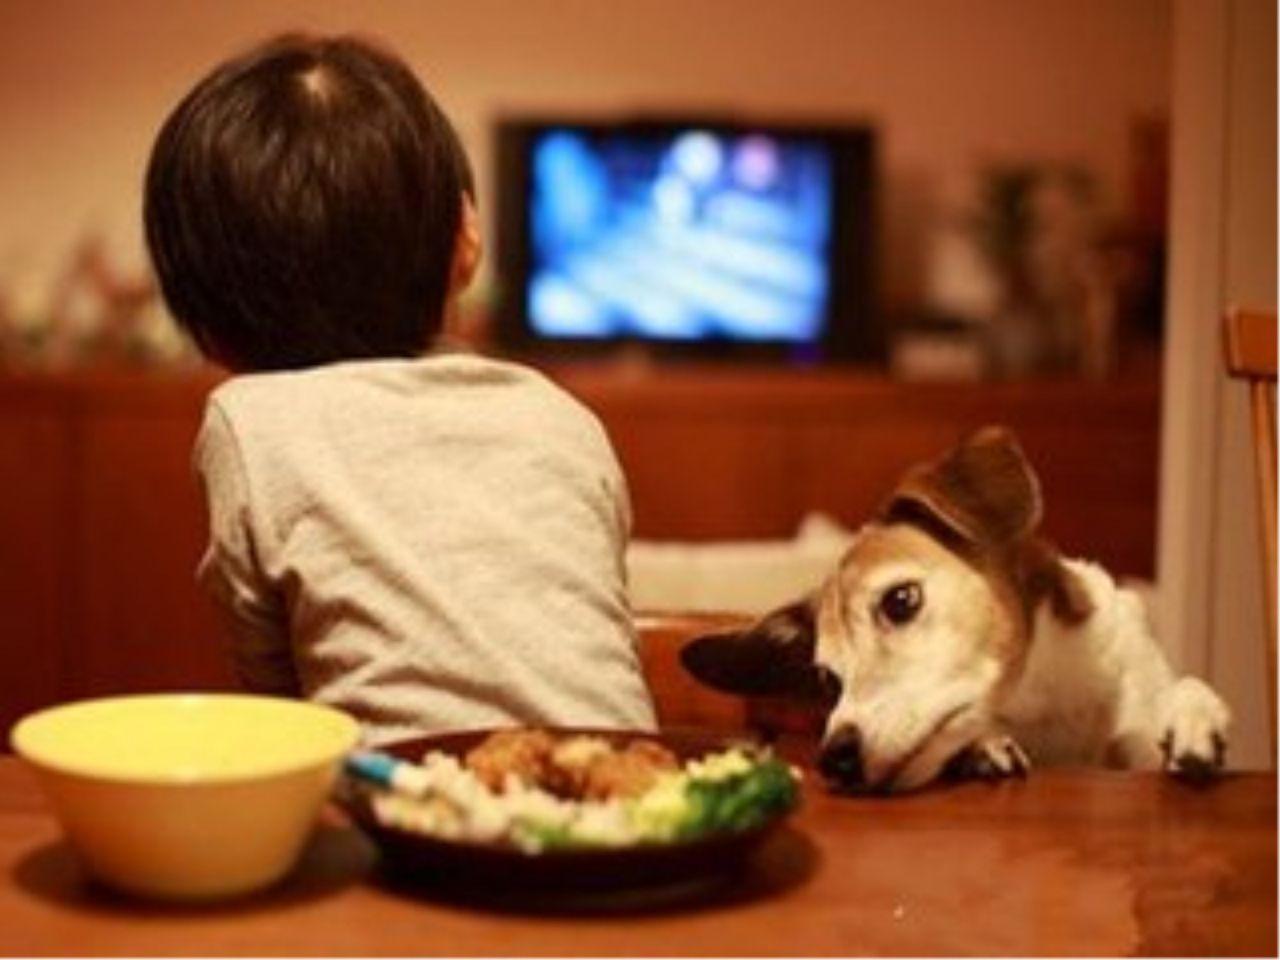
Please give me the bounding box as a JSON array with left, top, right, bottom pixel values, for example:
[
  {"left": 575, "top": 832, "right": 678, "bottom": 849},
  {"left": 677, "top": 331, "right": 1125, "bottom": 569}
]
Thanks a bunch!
[
  {"left": 634, "top": 611, "right": 751, "bottom": 730},
  {"left": 1223, "top": 309, "right": 1277, "bottom": 751},
  {"left": 634, "top": 610, "right": 828, "bottom": 739}
]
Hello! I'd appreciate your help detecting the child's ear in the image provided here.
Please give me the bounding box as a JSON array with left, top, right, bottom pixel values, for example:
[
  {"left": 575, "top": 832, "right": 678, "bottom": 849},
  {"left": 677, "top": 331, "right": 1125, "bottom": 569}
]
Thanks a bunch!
[{"left": 450, "top": 193, "right": 482, "bottom": 295}]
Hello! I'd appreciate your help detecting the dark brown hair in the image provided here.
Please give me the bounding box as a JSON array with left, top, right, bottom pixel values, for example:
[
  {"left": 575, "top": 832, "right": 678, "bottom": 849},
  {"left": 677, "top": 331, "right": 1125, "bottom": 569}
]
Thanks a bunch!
[{"left": 144, "top": 33, "right": 473, "bottom": 371}]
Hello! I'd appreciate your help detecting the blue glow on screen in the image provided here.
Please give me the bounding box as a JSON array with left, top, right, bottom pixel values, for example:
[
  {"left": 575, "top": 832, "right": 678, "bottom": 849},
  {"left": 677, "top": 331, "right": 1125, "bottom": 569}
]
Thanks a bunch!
[{"left": 527, "top": 128, "right": 834, "bottom": 342}]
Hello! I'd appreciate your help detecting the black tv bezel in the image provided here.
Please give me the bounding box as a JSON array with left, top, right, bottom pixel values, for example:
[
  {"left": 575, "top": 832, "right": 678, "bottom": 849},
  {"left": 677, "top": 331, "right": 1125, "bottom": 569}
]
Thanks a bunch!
[{"left": 492, "top": 115, "right": 880, "bottom": 364}]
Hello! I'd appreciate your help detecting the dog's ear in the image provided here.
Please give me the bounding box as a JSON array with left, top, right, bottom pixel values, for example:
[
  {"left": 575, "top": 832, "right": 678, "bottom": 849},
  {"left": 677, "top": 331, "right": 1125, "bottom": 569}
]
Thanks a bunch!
[
  {"left": 883, "top": 426, "right": 1043, "bottom": 548},
  {"left": 679, "top": 595, "right": 827, "bottom": 699}
]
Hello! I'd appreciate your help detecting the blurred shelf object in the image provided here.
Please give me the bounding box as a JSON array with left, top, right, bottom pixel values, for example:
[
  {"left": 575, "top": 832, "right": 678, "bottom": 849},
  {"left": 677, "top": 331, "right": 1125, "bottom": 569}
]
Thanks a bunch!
[{"left": 0, "top": 234, "right": 195, "bottom": 372}]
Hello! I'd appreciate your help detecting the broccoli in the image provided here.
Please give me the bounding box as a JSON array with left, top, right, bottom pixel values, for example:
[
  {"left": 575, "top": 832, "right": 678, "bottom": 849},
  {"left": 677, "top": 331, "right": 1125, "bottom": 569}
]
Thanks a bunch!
[{"left": 676, "top": 757, "right": 798, "bottom": 839}]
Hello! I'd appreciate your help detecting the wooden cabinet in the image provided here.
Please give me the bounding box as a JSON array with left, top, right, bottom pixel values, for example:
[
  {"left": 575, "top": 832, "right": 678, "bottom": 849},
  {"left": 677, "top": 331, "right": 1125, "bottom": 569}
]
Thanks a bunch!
[
  {"left": 0, "top": 372, "right": 232, "bottom": 738},
  {"left": 72, "top": 387, "right": 234, "bottom": 697},
  {"left": 0, "top": 366, "right": 1160, "bottom": 737},
  {"left": 0, "top": 383, "right": 73, "bottom": 738},
  {"left": 548, "top": 364, "right": 1161, "bottom": 576}
]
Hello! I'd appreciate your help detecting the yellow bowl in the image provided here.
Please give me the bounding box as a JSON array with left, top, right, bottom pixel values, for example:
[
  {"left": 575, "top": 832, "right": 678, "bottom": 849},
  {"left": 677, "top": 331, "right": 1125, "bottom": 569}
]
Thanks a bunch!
[{"left": 11, "top": 693, "right": 360, "bottom": 901}]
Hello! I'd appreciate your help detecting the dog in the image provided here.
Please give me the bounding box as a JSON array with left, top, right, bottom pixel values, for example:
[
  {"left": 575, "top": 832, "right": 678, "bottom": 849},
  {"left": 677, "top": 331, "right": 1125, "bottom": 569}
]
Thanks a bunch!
[{"left": 681, "top": 426, "right": 1231, "bottom": 793}]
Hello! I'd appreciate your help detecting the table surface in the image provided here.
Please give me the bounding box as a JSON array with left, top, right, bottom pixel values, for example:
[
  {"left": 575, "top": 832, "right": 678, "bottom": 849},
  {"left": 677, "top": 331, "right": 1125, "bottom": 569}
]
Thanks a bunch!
[{"left": 0, "top": 754, "right": 1274, "bottom": 957}]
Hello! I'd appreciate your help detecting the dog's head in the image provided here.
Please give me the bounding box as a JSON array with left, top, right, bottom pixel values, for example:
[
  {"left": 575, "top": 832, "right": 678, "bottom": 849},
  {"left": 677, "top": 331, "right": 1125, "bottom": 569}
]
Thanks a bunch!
[{"left": 681, "top": 426, "right": 1092, "bottom": 793}]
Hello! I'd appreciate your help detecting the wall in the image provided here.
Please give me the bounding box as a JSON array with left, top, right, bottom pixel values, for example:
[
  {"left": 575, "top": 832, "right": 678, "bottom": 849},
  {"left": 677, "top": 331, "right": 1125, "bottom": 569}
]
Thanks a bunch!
[
  {"left": 1158, "top": 0, "right": 1276, "bottom": 768},
  {"left": 0, "top": 0, "right": 1170, "bottom": 314}
]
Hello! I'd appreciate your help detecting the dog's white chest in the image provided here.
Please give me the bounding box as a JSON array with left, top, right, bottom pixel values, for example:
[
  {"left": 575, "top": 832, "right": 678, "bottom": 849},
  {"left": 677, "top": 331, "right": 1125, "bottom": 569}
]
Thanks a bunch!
[
  {"left": 997, "top": 586, "right": 1127, "bottom": 764},
  {"left": 1001, "top": 670, "right": 1119, "bottom": 764}
]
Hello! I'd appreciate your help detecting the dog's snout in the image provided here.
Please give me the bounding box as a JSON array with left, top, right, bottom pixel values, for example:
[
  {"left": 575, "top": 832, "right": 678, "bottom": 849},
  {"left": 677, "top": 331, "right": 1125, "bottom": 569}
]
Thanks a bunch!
[{"left": 819, "top": 726, "right": 866, "bottom": 788}]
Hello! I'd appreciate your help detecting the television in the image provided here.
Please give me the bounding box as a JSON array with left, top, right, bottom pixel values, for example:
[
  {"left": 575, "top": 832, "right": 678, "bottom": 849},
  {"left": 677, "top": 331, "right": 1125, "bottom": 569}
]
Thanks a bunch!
[{"left": 492, "top": 116, "right": 879, "bottom": 363}]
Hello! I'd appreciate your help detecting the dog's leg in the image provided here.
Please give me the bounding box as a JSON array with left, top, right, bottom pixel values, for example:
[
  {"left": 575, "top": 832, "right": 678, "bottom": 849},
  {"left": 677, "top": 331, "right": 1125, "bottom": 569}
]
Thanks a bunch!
[
  {"left": 944, "top": 731, "right": 1031, "bottom": 781},
  {"left": 1060, "top": 570, "right": 1233, "bottom": 779},
  {"left": 1156, "top": 677, "right": 1231, "bottom": 781},
  {"left": 1104, "top": 616, "right": 1231, "bottom": 777}
]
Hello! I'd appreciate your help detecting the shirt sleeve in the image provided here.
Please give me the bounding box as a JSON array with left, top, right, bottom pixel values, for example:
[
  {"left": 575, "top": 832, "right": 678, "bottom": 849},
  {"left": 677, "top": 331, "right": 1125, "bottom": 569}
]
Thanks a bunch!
[
  {"left": 584, "top": 414, "right": 636, "bottom": 610},
  {"left": 571, "top": 401, "right": 632, "bottom": 545},
  {"left": 194, "top": 400, "right": 300, "bottom": 697},
  {"left": 604, "top": 440, "right": 633, "bottom": 545}
]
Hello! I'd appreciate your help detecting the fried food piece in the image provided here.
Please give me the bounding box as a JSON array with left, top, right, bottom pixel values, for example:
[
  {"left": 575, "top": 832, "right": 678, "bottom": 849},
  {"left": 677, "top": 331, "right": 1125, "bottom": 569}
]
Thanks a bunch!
[
  {"left": 463, "top": 729, "right": 680, "bottom": 800},
  {"left": 545, "top": 735, "right": 614, "bottom": 797},
  {"left": 579, "top": 738, "right": 679, "bottom": 801},
  {"left": 464, "top": 728, "right": 556, "bottom": 792}
]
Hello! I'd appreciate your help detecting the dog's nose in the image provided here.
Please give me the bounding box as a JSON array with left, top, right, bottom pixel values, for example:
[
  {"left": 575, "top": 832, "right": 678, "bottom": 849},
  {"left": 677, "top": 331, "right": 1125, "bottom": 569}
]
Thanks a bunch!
[{"left": 819, "top": 726, "right": 866, "bottom": 788}]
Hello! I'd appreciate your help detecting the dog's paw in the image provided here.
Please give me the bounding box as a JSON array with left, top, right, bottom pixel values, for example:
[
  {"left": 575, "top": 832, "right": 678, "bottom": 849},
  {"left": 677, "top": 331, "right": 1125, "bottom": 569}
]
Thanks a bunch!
[
  {"left": 945, "top": 733, "right": 1031, "bottom": 782},
  {"left": 1158, "top": 677, "right": 1230, "bottom": 782}
]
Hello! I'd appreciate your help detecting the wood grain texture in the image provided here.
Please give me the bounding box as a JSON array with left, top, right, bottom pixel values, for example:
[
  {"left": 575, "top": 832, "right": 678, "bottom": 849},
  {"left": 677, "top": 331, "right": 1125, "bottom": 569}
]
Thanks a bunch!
[{"left": 0, "top": 757, "right": 1272, "bottom": 956}]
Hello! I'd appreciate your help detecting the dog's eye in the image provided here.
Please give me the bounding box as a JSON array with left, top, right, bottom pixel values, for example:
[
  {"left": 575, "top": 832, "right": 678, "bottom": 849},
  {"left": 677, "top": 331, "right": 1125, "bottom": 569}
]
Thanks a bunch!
[{"left": 878, "top": 581, "right": 924, "bottom": 627}]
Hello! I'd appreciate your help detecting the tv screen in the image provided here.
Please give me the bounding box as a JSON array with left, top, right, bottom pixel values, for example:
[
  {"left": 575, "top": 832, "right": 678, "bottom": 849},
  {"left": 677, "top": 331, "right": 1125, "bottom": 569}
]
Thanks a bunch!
[{"left": 495, "top": 118, "right": 877, "bottom": 362}]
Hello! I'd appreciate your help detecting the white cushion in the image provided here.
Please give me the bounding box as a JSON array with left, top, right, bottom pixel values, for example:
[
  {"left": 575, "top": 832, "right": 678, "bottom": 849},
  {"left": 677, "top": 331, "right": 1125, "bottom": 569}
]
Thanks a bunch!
[{"left": 626, "top": 512, "right": 856, "bottom": 616}]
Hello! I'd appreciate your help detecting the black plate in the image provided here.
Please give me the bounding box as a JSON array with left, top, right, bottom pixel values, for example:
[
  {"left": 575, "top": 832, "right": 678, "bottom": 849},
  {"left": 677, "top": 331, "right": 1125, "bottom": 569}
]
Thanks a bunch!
[{"left": 343, "top": 728, "right": 800, "bottom": 893}]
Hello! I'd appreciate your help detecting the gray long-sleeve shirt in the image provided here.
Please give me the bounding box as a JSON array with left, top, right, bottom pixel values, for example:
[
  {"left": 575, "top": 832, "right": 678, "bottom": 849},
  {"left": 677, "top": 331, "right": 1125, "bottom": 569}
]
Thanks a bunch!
[{"left": 194, "top": 352, "right": 656, "bottom": 744}]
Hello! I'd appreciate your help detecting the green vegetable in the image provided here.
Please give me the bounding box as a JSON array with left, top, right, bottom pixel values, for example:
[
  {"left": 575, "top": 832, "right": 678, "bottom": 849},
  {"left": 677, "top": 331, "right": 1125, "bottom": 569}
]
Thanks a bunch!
[{"left": 675, "top": 757, "right": 798, "bottom": 839}]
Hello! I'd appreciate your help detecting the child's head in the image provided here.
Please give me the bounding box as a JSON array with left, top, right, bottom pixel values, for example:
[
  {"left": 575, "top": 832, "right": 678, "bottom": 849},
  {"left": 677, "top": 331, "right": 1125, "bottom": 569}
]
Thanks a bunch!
[{"left": 144, "top": 33, "right": 478, "bottom": 371}]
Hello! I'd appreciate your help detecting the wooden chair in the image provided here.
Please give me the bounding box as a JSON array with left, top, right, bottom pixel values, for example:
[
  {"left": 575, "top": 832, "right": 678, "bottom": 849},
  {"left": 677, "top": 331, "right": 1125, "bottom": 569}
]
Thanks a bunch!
[
  {"left": 635, "top": 611, "right": 750, "bottom": 730},
  {"left": 1223, "top": 309, "right": 1277, "bottom": 748},
  {"left": 634, "top": 610, "right": 826, "bottom": 739}
]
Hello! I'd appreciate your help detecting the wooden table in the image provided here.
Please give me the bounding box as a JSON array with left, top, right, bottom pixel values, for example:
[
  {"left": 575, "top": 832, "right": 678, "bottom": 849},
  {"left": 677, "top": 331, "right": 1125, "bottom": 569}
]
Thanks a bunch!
[{"left": 0, "top": 756, "right": 1273, "bottom": 957}]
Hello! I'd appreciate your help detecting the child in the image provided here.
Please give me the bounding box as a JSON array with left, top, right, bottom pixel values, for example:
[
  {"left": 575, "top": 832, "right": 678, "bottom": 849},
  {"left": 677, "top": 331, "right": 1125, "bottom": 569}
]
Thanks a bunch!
[{"left": 144, "top": 33, "right": 656, "bottom": 744}]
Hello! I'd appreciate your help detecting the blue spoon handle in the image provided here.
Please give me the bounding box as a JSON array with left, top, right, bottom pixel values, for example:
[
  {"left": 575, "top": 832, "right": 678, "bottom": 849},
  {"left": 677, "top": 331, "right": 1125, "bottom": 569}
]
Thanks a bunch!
[{"left": 344, "top": 751, "right": 401, "bottom": 789}]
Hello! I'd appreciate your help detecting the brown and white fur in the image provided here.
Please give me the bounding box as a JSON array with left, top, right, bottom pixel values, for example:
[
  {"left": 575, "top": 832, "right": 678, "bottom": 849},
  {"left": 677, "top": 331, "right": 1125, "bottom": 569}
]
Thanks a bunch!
[{"left": 681, "top": 427, "right": 1230, "bottom": 793}]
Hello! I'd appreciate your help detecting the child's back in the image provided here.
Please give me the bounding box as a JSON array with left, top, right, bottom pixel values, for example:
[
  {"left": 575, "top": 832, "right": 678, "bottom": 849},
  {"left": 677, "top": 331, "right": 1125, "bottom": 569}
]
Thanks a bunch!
[
  {"left": 200, "top": 354, "right": 653, "bottom": 743},
  {"left": 146, "top": 34, "right": 655, "bottom": 741}
]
